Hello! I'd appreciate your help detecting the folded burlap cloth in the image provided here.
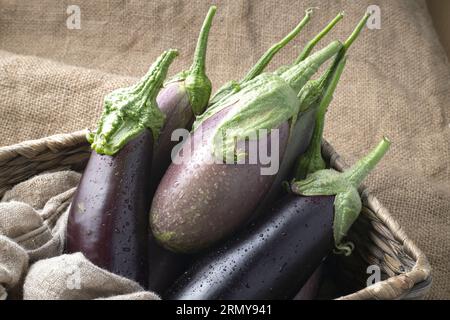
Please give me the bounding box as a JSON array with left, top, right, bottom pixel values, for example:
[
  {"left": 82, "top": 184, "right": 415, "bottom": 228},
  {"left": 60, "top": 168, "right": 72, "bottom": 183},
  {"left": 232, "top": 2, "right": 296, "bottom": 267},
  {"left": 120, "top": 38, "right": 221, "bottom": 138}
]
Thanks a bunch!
[
  {"left": 0, "top": 171, "right": 159, "bottom": 300},
  {"left": 0, "top": 0, "right": 449, "bottom": 299}
]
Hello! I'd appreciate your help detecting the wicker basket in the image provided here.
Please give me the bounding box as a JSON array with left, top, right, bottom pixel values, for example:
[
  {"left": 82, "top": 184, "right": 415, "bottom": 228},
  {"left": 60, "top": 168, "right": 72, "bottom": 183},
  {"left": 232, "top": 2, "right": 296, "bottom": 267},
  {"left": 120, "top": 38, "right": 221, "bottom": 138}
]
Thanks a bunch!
[{"left": 0, "top": 131, "right": 432, "bottom": 300}]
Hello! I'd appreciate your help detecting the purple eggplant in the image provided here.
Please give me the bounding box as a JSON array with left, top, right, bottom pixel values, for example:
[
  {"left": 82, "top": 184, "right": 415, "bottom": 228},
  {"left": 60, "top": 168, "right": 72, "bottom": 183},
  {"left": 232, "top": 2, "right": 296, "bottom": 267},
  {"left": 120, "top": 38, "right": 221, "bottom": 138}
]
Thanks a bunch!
[
  {"left": 167, "top": 138, "right": 391, "bottom": 300},
  {"left": 151, "top": 6, "right": 216, "bottom": 186},
  {"left": 151, "top": 40, "right": 343, "bottom": 253},
  {"left": 147, "top": 7, "right": 315, "bottom": 293},
  {"left": 167, "top": 194, "right": 334, "bottom": 300},
  {"left": 151, "top": 6, "right": 310, "bottom": 189},
  {"left": 293, "top": 265, "right": 323, "bottom": 300},
  {"left": 151, "top": 13, "right": 370, "bottom": 255},
  {"left": 66, "top": 50, "right": 178, "bottom": 287},
  {"left": 143, "top": 6, "right": 216, "bottom": 293}
]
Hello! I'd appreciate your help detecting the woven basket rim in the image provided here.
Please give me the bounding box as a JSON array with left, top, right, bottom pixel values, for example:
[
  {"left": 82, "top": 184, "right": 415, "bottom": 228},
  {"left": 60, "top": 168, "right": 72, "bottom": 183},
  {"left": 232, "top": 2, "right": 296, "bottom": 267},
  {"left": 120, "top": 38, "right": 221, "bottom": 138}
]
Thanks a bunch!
[
  {"left": 0, "top": 130, "right": 88, "bottom": 164},
  {"left": 0, "top": 131, "right": 432, "bottom": 300},
  {"left": 321, "top": 140, "right": 432, "bottom": 300}
]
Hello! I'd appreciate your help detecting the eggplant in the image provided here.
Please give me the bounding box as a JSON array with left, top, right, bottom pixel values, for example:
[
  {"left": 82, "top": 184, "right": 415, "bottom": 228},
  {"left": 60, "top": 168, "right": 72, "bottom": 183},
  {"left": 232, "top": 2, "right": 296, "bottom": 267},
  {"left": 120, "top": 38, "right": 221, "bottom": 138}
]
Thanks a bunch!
[
  {"left": 167, "top": 138, "right": 391, "bottom": 300},
  {"left": 293, "top": 265, "right": 323, "bottom": 300},
  {"left": 167, "top": 194, "right": 334, "bottom": 300},
  {"left": 151, "top": 6, "right": 309, "bottom": 188},
  {"left": 66, "top": 50, "right": 178, "bottom": 288},
  {"left": 295, "top": 12, "right": 371, "bottom": 180},
  {"left": 145, "top": 6, "right": 217, "bottom": 293},
  {"left": 147, "top": 7, "right": 315, "bottom": 293},
  {"left": 151, "top": 40, "right": 343, "bottom": 253},
  {"left": 151, "top": 6, "right": 216, "bottom": 186}
]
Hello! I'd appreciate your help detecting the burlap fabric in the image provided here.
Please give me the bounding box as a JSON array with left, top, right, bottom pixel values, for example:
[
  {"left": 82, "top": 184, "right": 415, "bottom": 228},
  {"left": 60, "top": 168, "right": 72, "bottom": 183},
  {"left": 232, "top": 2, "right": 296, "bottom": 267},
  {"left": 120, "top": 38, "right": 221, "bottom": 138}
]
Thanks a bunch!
[
  {"left": 0, "top": 0, "right": 448, "bottom": 299},
  {"left": 0, "top": 171, "right": 160, "bottom": 300}
]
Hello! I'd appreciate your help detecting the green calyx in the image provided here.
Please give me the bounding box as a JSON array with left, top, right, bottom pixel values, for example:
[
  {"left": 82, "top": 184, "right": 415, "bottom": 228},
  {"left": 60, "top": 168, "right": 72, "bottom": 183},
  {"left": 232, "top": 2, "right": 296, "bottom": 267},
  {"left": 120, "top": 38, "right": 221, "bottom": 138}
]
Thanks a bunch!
[
  {"left": 196, "top": 73, "right": 300, "bottom": 162},
  {"left": 296, "top": 77, "right": 325, "bottom": 113},
  {"left": 209, "top": 8, "right": 314, "bottom": 107},
  {"left": 208, "top": 80, "right": 240, "bottom": 109},
  {"left": 295, "top": 12, "right": 371, "bottom": 179},
  {"left": 295, "top": 55, "right": 347, "bottom": 179},
  {"left": 291, "top": 137, "right": 391, "bottom": 255},
  {"left": 193, "top": 39, "right": 342, "bottom": 162},
  {"left": 165, "top": 6, "right": 216, "bottom": 116},
  {"left": 185, "top": 6, "right": 216, "bottom": 115},
  {"left": 88, "top": 49, "right": 178, "bottom": 155},
  {"left": 280, "top": 40, "right": 343, "bottom": 93}
]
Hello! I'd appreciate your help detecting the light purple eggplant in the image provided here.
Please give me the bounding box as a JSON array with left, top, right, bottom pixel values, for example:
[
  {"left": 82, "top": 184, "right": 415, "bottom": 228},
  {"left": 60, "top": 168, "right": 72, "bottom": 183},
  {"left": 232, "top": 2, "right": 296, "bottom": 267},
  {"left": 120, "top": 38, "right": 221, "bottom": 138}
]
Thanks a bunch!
[{"left": 151, "top": 40, "right": 343, "bottom": 253}]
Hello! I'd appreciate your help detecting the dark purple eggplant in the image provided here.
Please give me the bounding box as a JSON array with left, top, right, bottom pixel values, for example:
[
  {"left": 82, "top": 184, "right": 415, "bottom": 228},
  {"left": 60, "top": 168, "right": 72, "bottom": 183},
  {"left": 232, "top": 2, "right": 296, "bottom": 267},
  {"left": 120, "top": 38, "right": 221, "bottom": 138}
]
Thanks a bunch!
[
  {"left": 167, "top": 194, "right": 334, "bottom": 300},
  {"left": 66, "top": 50, "right": 178, "bottom": 288},
  {"left": 167, "top": 138, "right": 391, "bottom": 300},
  {"left": 293, "top": 265, "right": 323, "bottom": 300},
  {"left": 67, "top": 131, "right": 154, "bottom": 286}
]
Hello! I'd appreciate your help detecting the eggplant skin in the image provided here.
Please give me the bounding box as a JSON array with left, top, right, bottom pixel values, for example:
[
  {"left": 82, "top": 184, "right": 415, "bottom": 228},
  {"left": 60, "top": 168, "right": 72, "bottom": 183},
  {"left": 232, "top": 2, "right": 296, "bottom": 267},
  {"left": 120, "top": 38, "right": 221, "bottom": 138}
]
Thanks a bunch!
[
  {"left": 148, "top": 81, "right": 196, "bottom": 294},
  {"left": 152, "top": 81, "right": 192, "bottom": 187},
  {"left": 147, "top": 232, "right": 194, "bottom": 295},
  {"left": 66, "top": 130, "right": 153, "bottom": 288},
  {"left": 151, "top": 104, "right": 290, "bottom": 253},
  {"left": 167, "top": 195, "right": 334, "bottom": 300},
  {"left": 293, "top": 265, "right": 323, "bottom": 300}
]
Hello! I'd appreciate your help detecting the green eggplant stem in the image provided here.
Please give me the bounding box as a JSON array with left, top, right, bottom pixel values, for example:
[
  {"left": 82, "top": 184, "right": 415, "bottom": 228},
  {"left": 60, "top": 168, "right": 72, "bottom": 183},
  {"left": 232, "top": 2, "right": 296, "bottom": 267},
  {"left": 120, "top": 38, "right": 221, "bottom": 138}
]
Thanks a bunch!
[
  {"left": 316, "top": 56, "right": 347, "bottom": 117},
  {"left": 344, "top": 137, "right": 391, "bottom": 188},
  {"left": 185, "top": 6, "right": 216, "bottom": 115},
  {"left": 294, "top": 55, "right": 347, "bottom": 180},
  {"left": 316, "top": 11, "right": 371, "bottom": 87},
  {"left": 343, "top": 12, "right": 370, "bottom": 53},
  {"left": 209, "top": 8, "right": 313, "bottom": 107},
  {"left": 281, "top": 40, "right": 343, "bottom": 93},
  {"left": 135, "top": 50, "right": 179, "bottom": 101},
  {"left": 291, "top": 137, "right": 390, "bottom": 252},
  {"left": 294, "top": 12, "right": 372, "bottom": 178},
  {"left": 295, "top": 11, "right": 344, "bottom": 64},
  {"left": 299, "top": 11, "right": 370, "bottom": 160},
  {"left": 241, "top": 8, "right": 314, "bottom": 83},
  {"left": 190, "top": 6, "right": 216, "bottom": 75}
]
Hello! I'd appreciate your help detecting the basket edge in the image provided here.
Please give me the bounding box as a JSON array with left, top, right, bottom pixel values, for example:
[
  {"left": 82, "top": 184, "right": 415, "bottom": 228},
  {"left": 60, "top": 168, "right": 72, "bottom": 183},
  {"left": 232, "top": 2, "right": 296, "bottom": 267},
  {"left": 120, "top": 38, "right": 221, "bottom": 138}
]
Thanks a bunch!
[
  {"left": 0, "top": 133, "right": 432, "bottom": 300},
  {"left": 0, "top": 130, "right": 89, "bottom": 164},
  {"left": 321, "top": 140, "right": 432, "bottom": 300}
]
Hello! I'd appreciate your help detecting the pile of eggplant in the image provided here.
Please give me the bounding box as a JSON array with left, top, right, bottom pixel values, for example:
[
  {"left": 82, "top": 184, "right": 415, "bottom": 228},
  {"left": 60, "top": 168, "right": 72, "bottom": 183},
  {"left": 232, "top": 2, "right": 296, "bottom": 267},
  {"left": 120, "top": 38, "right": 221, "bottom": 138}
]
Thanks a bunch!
[{"left": 66, "top": 6, "right": 390, "bottom": 300}]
